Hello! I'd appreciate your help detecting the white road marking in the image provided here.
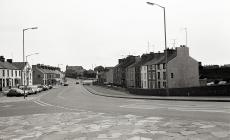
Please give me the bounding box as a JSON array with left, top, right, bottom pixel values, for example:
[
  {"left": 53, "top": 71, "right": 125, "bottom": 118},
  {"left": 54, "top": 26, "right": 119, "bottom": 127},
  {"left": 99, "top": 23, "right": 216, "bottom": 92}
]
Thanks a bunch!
[{"left": 33, "top": 100, "right": 46, "bottom": 106}]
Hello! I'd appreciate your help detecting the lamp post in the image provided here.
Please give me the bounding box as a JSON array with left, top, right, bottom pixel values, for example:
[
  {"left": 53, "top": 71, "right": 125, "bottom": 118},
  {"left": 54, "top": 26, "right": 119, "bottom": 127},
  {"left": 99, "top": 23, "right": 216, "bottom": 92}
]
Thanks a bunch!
[
  {"left": 23, "top": 27, "right": 38, "bottom": 99},
  {"left": 146, "top": 2, "right": 169, "bottom": 95}
]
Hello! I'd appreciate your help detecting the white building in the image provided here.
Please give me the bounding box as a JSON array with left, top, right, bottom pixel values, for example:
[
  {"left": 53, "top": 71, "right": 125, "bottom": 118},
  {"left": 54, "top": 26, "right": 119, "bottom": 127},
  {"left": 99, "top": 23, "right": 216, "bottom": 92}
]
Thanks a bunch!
[
  {"left": 12, "top": 62, "right": 33, "bottom": 86},
  {"left": 141, "top": 65, "right": 148, "bottom": 89},
  {"left": 0, "top": 56, "right": 21, "bottom": 89}
]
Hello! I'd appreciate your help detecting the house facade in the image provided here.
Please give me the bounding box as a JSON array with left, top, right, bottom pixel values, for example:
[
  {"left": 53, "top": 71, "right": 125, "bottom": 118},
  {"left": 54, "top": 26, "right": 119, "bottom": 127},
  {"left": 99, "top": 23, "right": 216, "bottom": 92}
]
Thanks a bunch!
[
  {"left": 140, "top": 46, "right": 199, "bottom": 89},
  {"left": 0, "top": 56, "right": 21, "bottom": 89},
  {"left": 33, "top": 64, "right": 62, "bottom": 85},
  {"left": 113, "top": 56, "right": 139, "bottom": 87},
  {"left": 12, "top": 62, "right": 33, "bottom": 86}
]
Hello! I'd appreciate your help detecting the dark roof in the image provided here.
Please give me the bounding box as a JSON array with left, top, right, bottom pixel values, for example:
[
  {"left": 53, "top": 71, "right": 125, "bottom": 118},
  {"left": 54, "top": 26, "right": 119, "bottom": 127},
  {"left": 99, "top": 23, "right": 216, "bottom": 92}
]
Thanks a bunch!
[
  {"left": 12, "top": 62, "right": 27, "bottom": 70},
  {"left": 0, "top": 61, "right": 19, "bottom": 70}
]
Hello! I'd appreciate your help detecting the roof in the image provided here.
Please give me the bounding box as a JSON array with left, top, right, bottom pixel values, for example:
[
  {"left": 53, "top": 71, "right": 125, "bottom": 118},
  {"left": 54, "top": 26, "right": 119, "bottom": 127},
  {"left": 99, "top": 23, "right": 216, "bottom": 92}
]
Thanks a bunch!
[
  {"left": 0, "top": 61, "right": 19, "bottom": 70},
  {"left": 66, "top": 66, "right": 84, "bottom": 70},
  {"left": 143, "top": 53, "right": 165, "bottom": 66},
  {"left": 12, "top": 62, "right": 27, "bottom": 70}
]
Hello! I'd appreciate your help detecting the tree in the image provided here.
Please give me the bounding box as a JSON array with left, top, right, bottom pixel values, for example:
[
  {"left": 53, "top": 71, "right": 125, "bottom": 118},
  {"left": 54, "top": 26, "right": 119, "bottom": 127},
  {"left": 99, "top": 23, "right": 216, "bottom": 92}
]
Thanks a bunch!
[{"left": 94, "top": 66, "right": 104, "bottom": 72}]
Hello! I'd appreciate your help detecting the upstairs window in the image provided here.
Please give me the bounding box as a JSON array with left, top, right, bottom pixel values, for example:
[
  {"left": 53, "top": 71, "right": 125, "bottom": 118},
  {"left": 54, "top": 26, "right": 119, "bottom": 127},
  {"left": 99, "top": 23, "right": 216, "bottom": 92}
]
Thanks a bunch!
[
  {"left": 157, "top": 64, "right": 160, "bottom": 70},
  {"left": 163, "top": 63, "right": 166, "bottom": 69},
  {"left": 171, "top": 73, "right": 174, "bottom": 78},
  {"left": 7, "top": 70, "right": 9, "bottom": 77},
  {"left": 163, "top": 72, "right": 166, "bottom": 80},
  {"left": 158, "top": 72, "right": 160, "bottom": 80}
]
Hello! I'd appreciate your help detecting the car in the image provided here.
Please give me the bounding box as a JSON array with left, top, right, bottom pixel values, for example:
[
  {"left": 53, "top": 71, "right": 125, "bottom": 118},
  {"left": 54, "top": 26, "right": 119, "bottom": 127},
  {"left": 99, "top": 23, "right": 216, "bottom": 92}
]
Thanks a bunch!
[
  {"left": 31, "top": 85, "right": 43, "bottom": 92},
  {"left": 76, "top": 82, "right": 79, "bottom": 84},
  {"left": 19, "top": 86, "right": 36, "bottom": 95},
  {"left": 48, "top": 85, "right": 53, "bottom": 89},
  {"left": 63, "top": 83, "right": 69, "bottom": 86},
  {"left": 207, "top": 82, "right": 214, "bottom": 86},
  {"left": 218, "top": 81, "right": 227, "bottom": 85},
  {"left": 38, "top": 85, "right": 49, "bottom": 91},
  {"left": 7, "top": 88, "right": 28, "bottom": 97},
  {"left": 28, "top": 86, "right": 41, "bottom": 94}
]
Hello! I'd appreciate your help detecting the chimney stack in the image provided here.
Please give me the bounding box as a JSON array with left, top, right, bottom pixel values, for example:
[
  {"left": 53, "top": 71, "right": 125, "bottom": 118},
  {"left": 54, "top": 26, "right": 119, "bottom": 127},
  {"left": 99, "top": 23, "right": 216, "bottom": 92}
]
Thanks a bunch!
[
  {"left": 0, "top": 56, "right": 5, "bottom": 62},
  {"left": 7, "top": 59, "right": 13, "bottom": 63}
]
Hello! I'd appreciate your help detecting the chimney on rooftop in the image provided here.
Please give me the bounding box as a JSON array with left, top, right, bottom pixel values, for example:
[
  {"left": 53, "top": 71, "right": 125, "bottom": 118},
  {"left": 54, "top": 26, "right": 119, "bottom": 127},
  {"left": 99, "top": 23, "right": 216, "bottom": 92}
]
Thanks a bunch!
[
  {"left": 0, "top": 56, "right": 5, "bottom": 62},
  {"left": 7, "top": 59, "right": 13, "bottom": 63}
]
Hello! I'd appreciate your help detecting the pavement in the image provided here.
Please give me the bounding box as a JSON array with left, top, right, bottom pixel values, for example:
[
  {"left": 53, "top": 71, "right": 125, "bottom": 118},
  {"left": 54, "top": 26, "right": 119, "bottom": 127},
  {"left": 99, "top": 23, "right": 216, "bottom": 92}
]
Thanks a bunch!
[
  {"left": 1, "top": 111, "right": 229, "bottom": 140},
  {"left": 84, "top": 85, "right": 230, "bottom": 102}
]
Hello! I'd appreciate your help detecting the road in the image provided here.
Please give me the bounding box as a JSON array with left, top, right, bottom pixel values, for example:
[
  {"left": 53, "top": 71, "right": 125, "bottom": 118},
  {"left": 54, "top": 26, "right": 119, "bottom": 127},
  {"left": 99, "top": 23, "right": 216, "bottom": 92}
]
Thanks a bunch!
[{"left": 0, "top": 79, "right": 229, "bottom": 140}]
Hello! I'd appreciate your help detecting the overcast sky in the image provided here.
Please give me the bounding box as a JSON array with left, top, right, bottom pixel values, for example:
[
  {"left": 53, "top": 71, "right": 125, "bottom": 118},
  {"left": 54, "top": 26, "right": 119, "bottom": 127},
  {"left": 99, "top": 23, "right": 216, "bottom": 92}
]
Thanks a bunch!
[{"left": 0, "top": 0, "right": 229, "bottom": 70}]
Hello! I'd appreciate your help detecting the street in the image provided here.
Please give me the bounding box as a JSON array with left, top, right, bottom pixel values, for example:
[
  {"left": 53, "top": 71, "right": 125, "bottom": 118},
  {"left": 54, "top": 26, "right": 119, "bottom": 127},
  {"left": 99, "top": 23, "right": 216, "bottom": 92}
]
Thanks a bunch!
[{"left": 0, "top": 80, "right": 230, "bottom": 140}]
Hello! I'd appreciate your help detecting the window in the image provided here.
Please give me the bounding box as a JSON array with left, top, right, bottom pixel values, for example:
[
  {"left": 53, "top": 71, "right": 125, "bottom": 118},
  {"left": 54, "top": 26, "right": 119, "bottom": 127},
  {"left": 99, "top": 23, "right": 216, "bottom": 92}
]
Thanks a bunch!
[
  {"left": 7, "top": 70, "right": 9, "bottom": 77},
  {"left": 148, "top": 73, "right": 152, "bottom": 79},
  {"left": 19, "top": 71, "right": 21, "bottom": 76},
  {"left": 152, "top": 65, "right": 155, "bottom": 70},
  {"left": 171, "top": 73, "right": 174, "bottom": 78},
  {"left": 157, "top": 64, "right": 160, "bottom": 70},
  {"left": 3, "top": 70, "right": 5, "bottom": 77},
  {"left": 163, "top": 72, "right": 166, "bottom": 80},
  {"left": 15, "top": 71, "right": 17, "bottom": 77},
  {"left": 163, "top": 82, "right": 166, "bottom": 88},
  {"left": 158, "top": 72, "right": 160, "bottom": 80},
  {"left": 158, "top": 81, "right": 161, "bottom": 88},
  {"left": 163, "top": 63, "right": 166, "bottom": 69},
  {"left": 12, "top": 70, "right": 13, "bottom": 77},
  {"left": 152, "top": 73, "right": 155, "bottom": 80}
]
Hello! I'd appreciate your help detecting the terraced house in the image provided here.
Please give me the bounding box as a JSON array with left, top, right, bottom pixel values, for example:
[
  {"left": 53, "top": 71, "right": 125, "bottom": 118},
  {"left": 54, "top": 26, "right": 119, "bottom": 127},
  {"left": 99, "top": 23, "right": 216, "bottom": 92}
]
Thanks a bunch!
[
  {"left": 0, "top": 56, "right": 21, "bottom": 89},
  {"left": 141, "top": 46, "right": 199, "bottom": 89},
  {"left": 32, "top": 64, "right": 63, "bottom": 85},
  {"left": 113, "top": 55, "right": 139, "bottom": 87}
]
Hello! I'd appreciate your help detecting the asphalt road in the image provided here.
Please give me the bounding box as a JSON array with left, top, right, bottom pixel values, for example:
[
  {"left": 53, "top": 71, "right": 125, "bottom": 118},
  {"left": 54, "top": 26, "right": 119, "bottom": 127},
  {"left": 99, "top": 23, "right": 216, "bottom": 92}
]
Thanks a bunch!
[{"left": 0, "top": 80, "right": 230, "bottom": 139}]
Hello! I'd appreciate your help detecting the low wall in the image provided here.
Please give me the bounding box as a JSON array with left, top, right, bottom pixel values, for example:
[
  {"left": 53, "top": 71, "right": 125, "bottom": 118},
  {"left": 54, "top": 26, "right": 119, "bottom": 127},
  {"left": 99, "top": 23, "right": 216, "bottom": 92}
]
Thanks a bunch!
[{"left": 127, "top": 84, "right": 230, "bottom": 96}]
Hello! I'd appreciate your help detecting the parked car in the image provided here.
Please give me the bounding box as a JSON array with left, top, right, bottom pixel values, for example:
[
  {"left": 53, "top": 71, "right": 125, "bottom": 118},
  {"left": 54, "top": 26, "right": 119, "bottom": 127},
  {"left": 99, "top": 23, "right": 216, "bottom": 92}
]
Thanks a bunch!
[
  {"left": 38, "top": 85, "right": 47, "bottom": 91},
  {"left": 28, "top": 86, "right": 41, "bottom": 94},
  {"left": 207, "top": 82, "right": 214, "bottom": 86},
  {"left": 48, "top": 85, "right": 53, "bottom": 89},
  {"left": 218, "top": 81, "right": 227, "bottom": 85},
  {"left": 19, "top": 86, "right": 36, "bottom": 95},
  {"left": 7, "top": 88, "right": 28, "bottom": 97},
  {"left": 63, "top": 83, "right": 69, "bottom": 86}
]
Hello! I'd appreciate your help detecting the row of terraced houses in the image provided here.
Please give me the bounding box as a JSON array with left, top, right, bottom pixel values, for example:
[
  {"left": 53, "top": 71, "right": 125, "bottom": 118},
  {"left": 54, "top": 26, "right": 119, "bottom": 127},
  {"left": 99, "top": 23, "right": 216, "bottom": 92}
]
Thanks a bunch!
[
  {"left": 0, "top": 56, "right": 64, "bottom": 90},
  {"left": 98, "top": 46, "right": 200, "bottom": 89}
]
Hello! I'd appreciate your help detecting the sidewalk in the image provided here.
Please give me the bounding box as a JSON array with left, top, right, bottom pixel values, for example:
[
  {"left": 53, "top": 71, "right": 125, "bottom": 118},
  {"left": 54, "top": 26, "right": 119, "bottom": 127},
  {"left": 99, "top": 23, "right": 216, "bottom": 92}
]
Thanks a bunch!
[{"left": 84, "top": 85, "right": 230, "bottom": 102}]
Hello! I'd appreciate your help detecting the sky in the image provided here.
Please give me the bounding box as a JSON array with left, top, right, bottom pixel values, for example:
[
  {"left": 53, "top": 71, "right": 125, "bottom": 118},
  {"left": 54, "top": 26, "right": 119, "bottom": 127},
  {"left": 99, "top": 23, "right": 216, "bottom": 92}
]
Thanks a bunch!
[{"left": 0, "top": 0, "right": 230, "bottom": 70}]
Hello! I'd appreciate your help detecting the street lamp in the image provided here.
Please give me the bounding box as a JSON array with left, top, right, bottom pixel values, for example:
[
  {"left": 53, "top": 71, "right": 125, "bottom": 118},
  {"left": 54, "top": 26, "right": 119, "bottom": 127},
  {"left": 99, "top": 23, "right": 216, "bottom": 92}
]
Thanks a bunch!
[
  {"left": 23, "top": 27, "right": 38, "bottom": 99},
  {"left": 146, "top": 2, "right": 169, "bottom": 95},
  {"left": 26, "top": 53, "right": 39, "bottom": 62}
]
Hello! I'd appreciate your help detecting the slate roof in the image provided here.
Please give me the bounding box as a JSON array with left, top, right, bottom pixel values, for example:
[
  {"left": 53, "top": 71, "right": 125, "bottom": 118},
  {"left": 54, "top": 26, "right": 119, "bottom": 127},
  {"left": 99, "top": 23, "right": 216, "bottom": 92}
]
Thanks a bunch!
[
  {"left": 0, "top": 61, "right": 19, "bottom": 70},
  {"left": 12, "top": 62, "right": 27, "bottom": 70}
]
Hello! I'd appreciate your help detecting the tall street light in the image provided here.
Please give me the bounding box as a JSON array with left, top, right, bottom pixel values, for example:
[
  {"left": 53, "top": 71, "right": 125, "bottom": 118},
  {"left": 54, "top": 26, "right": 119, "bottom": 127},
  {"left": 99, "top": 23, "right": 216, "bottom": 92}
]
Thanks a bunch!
[
  {"left": 146, "top": 2, "right": 169, "bottom": 95},
  {"left": 26, "top": 52, "right": 39, "bottom": 62},
  {"left": 23, "top": 27, "right": 38, "bottom": 99}
]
